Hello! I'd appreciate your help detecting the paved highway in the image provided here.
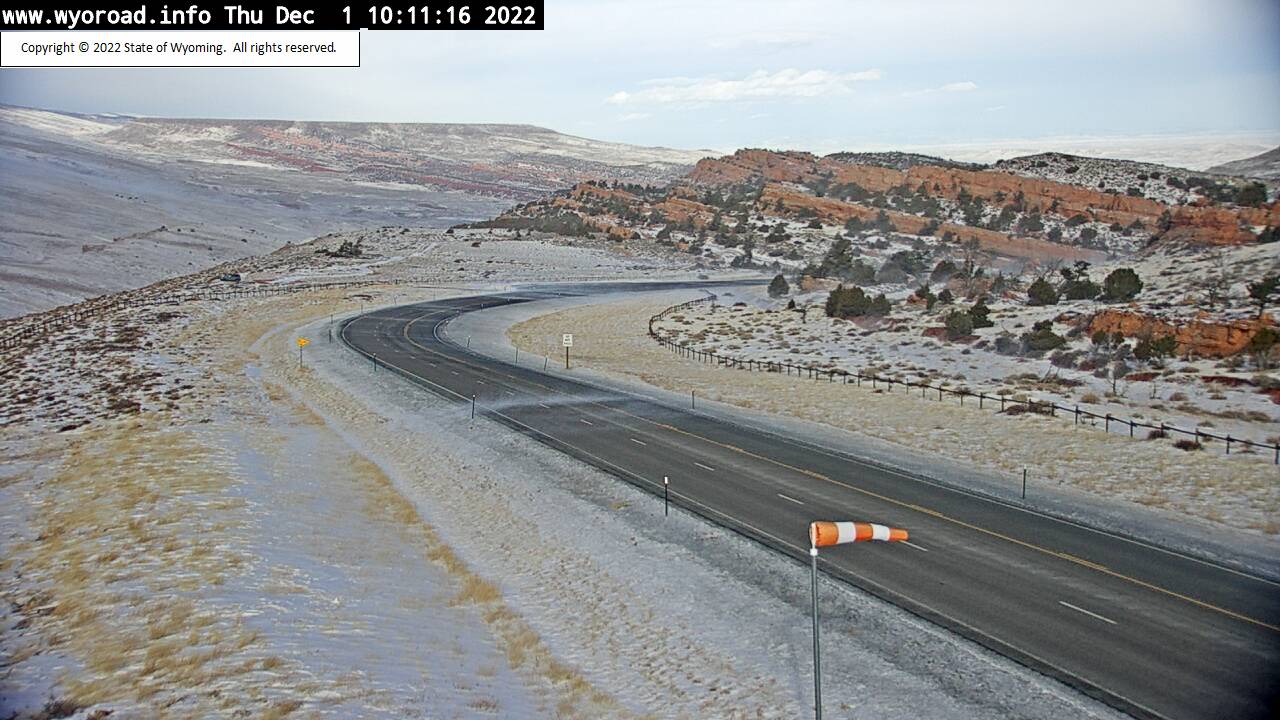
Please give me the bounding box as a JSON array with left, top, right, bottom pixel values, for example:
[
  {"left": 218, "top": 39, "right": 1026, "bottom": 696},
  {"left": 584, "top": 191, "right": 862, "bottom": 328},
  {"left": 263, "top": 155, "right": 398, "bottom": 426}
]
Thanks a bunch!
[{"left": 340, "top": 284, "right": 1280, "bottom": 720}]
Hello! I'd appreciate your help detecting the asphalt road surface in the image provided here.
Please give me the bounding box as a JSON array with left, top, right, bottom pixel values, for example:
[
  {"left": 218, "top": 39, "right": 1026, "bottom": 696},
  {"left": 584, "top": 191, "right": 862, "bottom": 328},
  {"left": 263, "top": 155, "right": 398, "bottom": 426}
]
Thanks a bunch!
[{"left": 340, "top": 283, "right": 1280, "bottom": 720}]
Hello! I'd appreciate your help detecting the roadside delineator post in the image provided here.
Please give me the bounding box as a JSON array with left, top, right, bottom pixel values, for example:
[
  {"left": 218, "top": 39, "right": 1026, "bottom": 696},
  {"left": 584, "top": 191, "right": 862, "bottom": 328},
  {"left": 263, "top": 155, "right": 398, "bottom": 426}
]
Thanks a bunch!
[
  {"left": 809, "top": 520, "right": 908, "bottom": 720},
  {"left": 471, "top": 393, "right": 476, "bottom": 420},
  {"left": 1022, "top": 468, "right": 1027, "bottom": 499},
  {"left": 663, "top": 476, "right": 669, "bottom": 517}
]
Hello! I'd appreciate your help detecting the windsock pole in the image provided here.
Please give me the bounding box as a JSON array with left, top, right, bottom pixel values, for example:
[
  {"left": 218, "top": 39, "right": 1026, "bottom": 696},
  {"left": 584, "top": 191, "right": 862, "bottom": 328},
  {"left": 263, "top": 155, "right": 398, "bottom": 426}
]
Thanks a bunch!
[
  {"left": 810, "top": 545, "right": 822, "bottom": 720},
  {"left": 809, "top": 521, "right": 909, "bottom": 720}
]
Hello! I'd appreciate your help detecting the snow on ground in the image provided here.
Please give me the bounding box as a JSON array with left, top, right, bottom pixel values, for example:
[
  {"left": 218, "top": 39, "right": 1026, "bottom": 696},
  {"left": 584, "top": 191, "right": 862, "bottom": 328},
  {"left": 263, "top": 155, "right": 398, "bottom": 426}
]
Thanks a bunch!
[
  {"left": 282, "top": 303, "right": 1126, "bottom": 720},
  {"left": 0, "top": 107, "right": 119, "bottom": 137},
  {"left": 646, "top": 241, "right": 1280, "bottom": 455},
  {"left": 507, "top": 295, "right": 1280, "bottom": 539},
  {"left": 237, "top": 228, "right": 698, "bottom": 288},
  {"left": 877, "top": 132, "right": 1280, "bottom": 173},
  {"left": 1, "top": 287, "right": 569, "bottom": 718},
  {"left": 994, "top": 153, "right": 1233, "bottom": 205},
  {"left": 1, "top": 233, "right": 1133, "bottom": 719},
  {"left": 0, "top": 236, "right": 687, "bottom": 716},
  {"left": 655, "top": 293, "right": 1278, "bottom": 450}
]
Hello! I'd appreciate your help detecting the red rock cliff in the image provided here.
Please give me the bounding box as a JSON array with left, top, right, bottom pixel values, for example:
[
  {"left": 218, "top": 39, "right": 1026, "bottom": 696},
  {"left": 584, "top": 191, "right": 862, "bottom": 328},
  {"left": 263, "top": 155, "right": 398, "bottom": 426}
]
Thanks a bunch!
[
  {"left": 1087, "top": 309, "right": 1273, "bottom": 357},
  {"left": 690, "top": 149, "right": 1277, "bottom": 246}
]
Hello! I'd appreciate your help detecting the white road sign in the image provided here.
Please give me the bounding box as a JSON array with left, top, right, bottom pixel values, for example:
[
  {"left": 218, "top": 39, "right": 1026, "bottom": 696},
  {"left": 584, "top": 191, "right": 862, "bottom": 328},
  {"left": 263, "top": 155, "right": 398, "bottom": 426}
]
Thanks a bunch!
[{"left": 562, "top": 333, "right": 574, "bottom": 347}]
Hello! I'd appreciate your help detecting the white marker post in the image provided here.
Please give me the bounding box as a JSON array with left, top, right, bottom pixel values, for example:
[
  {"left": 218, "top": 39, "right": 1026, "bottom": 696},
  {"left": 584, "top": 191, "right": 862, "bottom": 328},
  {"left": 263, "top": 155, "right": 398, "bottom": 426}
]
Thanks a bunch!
[
  {"left": 563, "top": 333, "right": 574, "bottom": 370},
  {"left": 808, "top": 521, "right": 909, "bottom": 720}
]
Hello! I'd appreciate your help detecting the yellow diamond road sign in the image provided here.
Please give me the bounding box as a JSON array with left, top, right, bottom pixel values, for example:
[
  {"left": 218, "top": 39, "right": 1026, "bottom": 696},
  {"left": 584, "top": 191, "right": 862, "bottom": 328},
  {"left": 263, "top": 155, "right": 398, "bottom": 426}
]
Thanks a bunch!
[{"left": 297, "top": 337, "right": 310, "bottom": 348}]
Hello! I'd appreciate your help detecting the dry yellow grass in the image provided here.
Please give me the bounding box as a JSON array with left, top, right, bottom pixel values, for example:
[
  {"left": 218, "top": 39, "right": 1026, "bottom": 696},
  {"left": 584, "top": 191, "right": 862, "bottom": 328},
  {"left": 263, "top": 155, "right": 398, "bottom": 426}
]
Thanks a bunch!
[
  {"left": 1, "top": 415, "right": 297, "bottom": 714},
  {"left": 510, "top": 299, "right": 1280, "bottom": 535},
  {"left": 339, "top": 429, "right": 629, "bottom": 719},
  {"left": 0, "top": 288, "right": 427, "bottom": 717},
  {"left": 4, "top": 284, "right": 761, "bottom": 718},
  {"left": 253, "top": 295, "right": 639, "bottom": 720}
]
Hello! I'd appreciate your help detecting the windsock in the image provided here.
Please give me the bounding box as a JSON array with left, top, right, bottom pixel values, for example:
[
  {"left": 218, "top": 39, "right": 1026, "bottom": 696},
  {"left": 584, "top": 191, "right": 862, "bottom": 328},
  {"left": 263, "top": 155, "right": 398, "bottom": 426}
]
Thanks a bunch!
[{"left": 810, "top": 521, "right": 908, "bottom": 548}]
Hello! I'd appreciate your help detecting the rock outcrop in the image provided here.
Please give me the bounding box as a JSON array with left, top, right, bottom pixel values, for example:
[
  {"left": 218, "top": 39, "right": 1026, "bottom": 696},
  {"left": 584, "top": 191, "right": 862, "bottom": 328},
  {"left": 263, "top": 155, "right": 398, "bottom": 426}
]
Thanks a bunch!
[
  {"left": 758, "top": 184, "right": 1105, "bottom": 263},
  {"left": 1086, "top": 309, "right": 1273, "bottom": 357},
  {"left": 690, "top": 149, "right": 1278, "bottom": 246}
]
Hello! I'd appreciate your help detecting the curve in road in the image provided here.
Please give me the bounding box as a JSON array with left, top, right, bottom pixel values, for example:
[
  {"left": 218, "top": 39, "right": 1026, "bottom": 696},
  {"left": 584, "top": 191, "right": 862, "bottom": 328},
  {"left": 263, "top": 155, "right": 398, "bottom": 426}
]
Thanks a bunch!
[{"left": 339, "top": 284, "right": 1280, "bottom": 720}]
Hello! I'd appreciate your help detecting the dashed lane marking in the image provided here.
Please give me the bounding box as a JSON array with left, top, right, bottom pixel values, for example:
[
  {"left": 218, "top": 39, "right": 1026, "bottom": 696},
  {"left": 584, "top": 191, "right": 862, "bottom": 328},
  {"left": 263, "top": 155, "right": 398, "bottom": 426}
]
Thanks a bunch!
[
  {"left": 384, "top": 302, "right": 1280, "bottom": 634},
  {"left": 1060, "top": 601, "right": 1117, "bottom": 625}
]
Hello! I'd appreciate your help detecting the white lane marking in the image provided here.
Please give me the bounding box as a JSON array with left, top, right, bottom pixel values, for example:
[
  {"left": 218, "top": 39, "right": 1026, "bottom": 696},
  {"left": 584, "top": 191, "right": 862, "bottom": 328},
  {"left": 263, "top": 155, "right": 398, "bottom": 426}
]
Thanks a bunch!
[
  {"left": 777, "top": 493, "right": 804, "bottom": 506},
  {"left": 476, "top": 380, "right": 486, "bottom": 385},
  {"left": 1059, "top": 601, "right": 1116, "bottom": 625},
  {"left": 538, "top": 403, "right": 551, "bottom": 409},
  {"left": 695, "top": 462, "right": 716, "bottom": 472},
  {"left": 902, "top": 540, "right": 929, "bottom": 552},
  {"left": 630, "top": 438, "right": 647, "bottom": 446},
  {"left": 580, "top": 419, "right": 594, "bottom": 426},
  {"left": 450, "top": 370, "right": 459, "bottom": 376},
  {"left": 366, "top": 302, "right": 1273, "bottom": 664}
]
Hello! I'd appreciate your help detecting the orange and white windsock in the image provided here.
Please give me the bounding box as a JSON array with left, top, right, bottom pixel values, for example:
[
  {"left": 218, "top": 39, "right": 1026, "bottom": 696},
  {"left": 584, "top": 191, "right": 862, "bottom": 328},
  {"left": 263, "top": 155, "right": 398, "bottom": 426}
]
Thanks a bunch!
[{"left": 810, "top": 521, "right": 908, "bottom": 548}]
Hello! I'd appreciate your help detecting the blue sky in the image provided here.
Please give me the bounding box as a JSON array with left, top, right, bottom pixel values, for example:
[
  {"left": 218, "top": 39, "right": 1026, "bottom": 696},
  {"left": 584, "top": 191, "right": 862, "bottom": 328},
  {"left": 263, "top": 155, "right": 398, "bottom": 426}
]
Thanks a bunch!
[{"left": 2, "top": 0, "right": 1278, "bottom": 157}]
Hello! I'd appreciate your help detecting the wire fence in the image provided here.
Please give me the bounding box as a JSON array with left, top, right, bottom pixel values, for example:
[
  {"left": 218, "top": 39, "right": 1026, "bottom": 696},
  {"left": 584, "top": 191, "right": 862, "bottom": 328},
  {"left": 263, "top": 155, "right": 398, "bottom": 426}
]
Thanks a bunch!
[
  {"left": 648, "top": 297, "right": 1280, "bottom": 465},
  {"left": 0, "top": 269, "right": 665, "bottom": 354},
  {"left": 0, "top": 277, "right": 428, "bottom": 352}
]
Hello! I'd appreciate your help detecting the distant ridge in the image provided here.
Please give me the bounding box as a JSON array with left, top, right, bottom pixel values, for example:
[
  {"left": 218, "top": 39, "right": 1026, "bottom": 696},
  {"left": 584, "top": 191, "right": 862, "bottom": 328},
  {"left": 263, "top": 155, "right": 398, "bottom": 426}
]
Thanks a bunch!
[
  {"left": 1208, "top": 146, "right": 1280, "bottom": 181},
  {"left": 0, "top": 104, "right": 713, "bottom": 317}
]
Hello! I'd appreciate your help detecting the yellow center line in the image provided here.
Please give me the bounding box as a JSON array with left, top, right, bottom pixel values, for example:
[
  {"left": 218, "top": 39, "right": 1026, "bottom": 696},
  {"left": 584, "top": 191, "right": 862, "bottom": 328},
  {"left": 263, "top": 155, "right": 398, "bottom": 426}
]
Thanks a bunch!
[{"left": 382, "top": 303, "right": 1279, "bottom": 634}]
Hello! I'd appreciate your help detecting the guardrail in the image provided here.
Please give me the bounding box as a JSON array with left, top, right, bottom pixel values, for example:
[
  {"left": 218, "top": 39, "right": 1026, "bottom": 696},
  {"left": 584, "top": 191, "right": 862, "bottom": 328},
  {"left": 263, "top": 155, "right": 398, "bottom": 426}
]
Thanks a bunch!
[
  {"left": 0, "top": 277, "right": 430, "bottom": 352},
  {"left": 648, "top": 299, "right": 1280, "bottom": 464},
  {"left": 0, "top": 272, "right": 680, "bottom": 353}
]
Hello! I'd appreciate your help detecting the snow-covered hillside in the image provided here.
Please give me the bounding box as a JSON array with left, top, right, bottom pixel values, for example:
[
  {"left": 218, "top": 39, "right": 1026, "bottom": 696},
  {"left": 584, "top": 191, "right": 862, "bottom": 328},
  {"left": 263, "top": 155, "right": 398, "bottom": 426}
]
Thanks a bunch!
[{"left": 0, "top": 105, "right": 709, "bottom": 319}]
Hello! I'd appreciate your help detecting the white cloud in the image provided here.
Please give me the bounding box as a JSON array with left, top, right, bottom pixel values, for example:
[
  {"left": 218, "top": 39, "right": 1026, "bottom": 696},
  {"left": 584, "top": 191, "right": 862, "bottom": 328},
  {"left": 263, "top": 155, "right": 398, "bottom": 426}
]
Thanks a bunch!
[
  {"left": 903, "top": 80, "right": 979, "bottom": 97},
  {"left": 617, "top": 112, "right": 651, "bottom": 122},
  {"left": 606, "top": 68, "right": 881, "bottom": 106}
]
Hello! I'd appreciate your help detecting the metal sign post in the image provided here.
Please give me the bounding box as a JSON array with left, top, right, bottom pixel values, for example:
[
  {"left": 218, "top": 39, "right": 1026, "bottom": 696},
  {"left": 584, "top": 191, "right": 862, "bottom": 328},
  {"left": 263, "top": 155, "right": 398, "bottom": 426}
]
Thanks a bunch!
[{"left": 563, "top": 333, "right": 574, "bottom": 369}]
